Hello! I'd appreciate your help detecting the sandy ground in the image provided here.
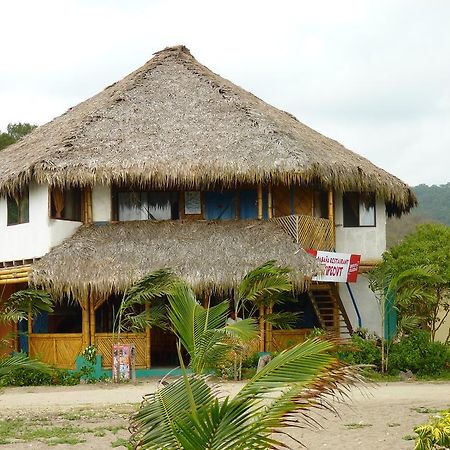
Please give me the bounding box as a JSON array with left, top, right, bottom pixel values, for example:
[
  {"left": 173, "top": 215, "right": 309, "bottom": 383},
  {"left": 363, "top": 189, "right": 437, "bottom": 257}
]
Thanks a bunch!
[{"left": 0, "top": 380, "right": 449, "bottom": 449}]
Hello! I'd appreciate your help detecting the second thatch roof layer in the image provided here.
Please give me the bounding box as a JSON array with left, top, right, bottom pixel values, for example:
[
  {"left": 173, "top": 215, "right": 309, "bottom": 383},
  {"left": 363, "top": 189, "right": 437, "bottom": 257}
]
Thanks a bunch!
[
  {"left": 30, "top": 220, "right": 321, "bottom": 302},
  {"left": 0, "top": 46, "right": 415, "bottom": 216}
]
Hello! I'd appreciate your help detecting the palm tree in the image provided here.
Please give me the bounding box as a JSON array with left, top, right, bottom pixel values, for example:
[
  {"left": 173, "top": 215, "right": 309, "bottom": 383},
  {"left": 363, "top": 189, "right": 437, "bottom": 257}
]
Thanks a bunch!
[
  {"left": 129, "top": 338, "right": 360, "bottom": 449},
  {"left": 118, "top": 269, "right": 258, "bottom": 374},
  {"left": 0, "top": 288, "right": 53, "bottom": 378}
]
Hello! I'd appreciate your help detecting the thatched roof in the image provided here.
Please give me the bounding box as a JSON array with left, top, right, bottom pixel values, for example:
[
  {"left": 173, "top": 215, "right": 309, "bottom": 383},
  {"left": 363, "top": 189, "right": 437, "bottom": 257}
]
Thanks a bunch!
[
  {"left": 30, "top": 220, "right": 321, "bottom": 302},
  {"left": 0, "top": 45, "right": 416, "bottom": 215}
]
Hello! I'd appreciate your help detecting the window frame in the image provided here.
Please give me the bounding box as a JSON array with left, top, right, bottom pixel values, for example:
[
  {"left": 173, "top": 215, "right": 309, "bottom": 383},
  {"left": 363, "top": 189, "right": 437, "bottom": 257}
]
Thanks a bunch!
[
  {"left": 7, "top": 188, "right": 29, "bottom": 226},
  {"left": 112, "top": 187, "right": 180, "bottom": 222},
  {"left": 49, "top": 187, "right": 83, "bottom": 222},
  {"left": 343, "top": 191, "right": 376, "bottom": 228}
]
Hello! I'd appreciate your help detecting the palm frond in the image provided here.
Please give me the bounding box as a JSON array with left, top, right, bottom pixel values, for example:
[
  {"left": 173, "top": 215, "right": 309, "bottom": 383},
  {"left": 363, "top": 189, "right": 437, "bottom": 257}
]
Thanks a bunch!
[
  {"left": 130, "top": 374, "right": 215, "bottom": 449},
  {"left": 1, "top": 289, "right": 53, "bottom": 323},
  {"left": 264, "top": 311, "right": 300, "bottom": 330},
  {"left": 237, "top": 261, "right": 292, "bottom": 308},
  {"left": 0, "top": 352, "right": 51, "bottom": 379}
]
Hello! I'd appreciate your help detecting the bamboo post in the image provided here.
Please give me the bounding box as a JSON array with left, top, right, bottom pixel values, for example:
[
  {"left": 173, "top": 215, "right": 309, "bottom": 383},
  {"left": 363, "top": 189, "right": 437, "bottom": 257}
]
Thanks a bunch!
[
  {"left": 81, "top": 296, "right": 90, "bottom": 350},
  {"left": 266, "top": 304, "right": 273, "bottom": 352},
  {"left": 145, "top": 303, "right": 151, "bottom": 369},
  {"left": 259, "top": 305, "right": 265, "bottom": 352},
  {"left": 267, "top": 183, "right": 273, "bottom": 219},
  {"left": 89, "top": 294, "right": 95, "bottom": 346},
  {"left": 328, "top": 190, "right": 335, "bottom": 248},
  {"left": 83, "top": 187, "right": 93, "bottom": 224},
  {"left": 27, "top": 308, "right": 32, "bottom": 354},
  {"left": 257, "top": 184, "right": 263, "bottom": 220}
]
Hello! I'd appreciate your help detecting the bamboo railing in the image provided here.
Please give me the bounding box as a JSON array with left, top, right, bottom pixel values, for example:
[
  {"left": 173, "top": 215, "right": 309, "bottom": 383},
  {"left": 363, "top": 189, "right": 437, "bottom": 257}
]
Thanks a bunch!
[{"left": 271, "top": 215, "right": 334, "bottom": 251}]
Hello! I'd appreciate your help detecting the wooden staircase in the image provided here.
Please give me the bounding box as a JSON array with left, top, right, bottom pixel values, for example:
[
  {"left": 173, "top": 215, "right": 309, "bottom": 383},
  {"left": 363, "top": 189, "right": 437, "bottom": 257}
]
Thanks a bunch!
[{"left": 309, "top": 283, "right": 353, "bottom": 337}]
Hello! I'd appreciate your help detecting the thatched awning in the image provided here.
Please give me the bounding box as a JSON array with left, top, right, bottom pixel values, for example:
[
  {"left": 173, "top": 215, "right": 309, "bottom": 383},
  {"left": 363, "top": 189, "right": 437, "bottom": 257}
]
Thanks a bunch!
[
  {"left": 30, "top": 220, "right": 321, "bottom": 301},
  {"left": 0, "top": 45, "right": 416, "bottom": 215}
]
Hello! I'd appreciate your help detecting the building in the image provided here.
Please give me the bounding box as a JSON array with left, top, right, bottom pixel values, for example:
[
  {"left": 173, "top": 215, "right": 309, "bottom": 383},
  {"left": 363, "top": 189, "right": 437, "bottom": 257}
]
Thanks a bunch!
[{"left": 0, "top": 46, "right": 416, "bottom": 371}]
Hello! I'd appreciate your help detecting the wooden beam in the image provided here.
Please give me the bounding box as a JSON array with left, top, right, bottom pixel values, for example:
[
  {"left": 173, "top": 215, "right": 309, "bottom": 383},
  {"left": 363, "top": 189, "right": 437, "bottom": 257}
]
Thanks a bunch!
[
  {"left": 327, "top": 190, "right": 335, "bottom": 248},
  {"left": 0, "top": 277, "right": 29, "bottom": 285},
  {"left": 257, "top": 184, "right": 263, "bottom": 220},
  {"left": 267, "top": 183, "right": 273, "bottom": 219}
]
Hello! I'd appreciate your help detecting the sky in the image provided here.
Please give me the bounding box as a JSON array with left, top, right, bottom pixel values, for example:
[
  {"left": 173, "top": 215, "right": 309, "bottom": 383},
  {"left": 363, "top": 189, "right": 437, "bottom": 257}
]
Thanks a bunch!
[{"left": 0, "top": 0, "right": 449, "bottom": 186}]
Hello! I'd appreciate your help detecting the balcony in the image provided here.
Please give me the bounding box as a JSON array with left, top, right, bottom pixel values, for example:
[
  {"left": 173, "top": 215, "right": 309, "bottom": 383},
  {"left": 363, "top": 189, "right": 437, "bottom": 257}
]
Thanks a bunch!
[{"left": 271, "top": 215, "right": 334, "bottom": 251}]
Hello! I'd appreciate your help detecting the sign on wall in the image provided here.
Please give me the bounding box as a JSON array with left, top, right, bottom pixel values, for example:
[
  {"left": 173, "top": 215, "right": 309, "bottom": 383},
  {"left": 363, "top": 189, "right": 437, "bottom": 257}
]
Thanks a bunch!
[{"left": 307, "top": 249, "right": 361, "bottom": 283}]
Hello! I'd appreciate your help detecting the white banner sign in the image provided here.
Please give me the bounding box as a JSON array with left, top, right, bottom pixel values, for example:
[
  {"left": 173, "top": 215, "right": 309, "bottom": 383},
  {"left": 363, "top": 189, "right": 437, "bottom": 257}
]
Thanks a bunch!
[{"left": 307, "top": 250, "right": 361, "bottom": 283}]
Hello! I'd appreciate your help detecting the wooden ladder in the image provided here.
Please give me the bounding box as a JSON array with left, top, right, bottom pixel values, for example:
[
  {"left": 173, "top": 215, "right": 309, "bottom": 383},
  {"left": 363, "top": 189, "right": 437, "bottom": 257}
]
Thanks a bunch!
[{"left": 309, "top": 283, "right": 353, "bottom": 336}]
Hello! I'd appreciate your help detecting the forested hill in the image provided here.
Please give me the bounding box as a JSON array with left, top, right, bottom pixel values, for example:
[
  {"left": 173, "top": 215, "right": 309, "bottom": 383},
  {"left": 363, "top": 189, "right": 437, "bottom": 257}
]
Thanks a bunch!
[
  {"left": 413, "top": 183, "right": 450, "bottom": 225},
  {"left": 387, "top": 182, "right": 450, "bottom": 247}
]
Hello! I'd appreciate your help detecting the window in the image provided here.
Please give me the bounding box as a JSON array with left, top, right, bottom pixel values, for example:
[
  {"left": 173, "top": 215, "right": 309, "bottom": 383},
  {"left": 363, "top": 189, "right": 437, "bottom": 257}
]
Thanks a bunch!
[
  {"left": 314, "top": 191, "right": 328, "bottom": 219},
  {"left": 116, "top": 190, "right": 179, "bottom": 221},
  {"left": 50, "top": 187, "right": 82, "bottom": 221},
  {"left": 7, "top": 188, "right": 29, "bottom": 225},
  {"left": 343, "top": 192, "right": 376, "bottom": 227},
  {"left": 204, "top": 191, "right": 237, "bottom": 220}
]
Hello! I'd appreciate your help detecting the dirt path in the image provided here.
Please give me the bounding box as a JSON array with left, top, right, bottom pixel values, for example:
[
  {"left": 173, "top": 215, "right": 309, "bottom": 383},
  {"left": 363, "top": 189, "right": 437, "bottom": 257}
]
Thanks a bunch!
[{"left": 0, "top": 380, "right": 448, "bottom": 449}]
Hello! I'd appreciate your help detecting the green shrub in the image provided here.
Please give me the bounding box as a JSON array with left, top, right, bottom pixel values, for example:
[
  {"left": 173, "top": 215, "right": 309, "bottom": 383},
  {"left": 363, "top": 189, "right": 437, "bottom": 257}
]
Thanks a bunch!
[
  {"left": 338, "top": 335, "right": 381, "bottom": 369},
  {"left": 413, "top": 409, "right": 450, "bottom": 449},
  {"left": 0, "top": 367, "right": 53, "bottom": 386},
  {"left": 389, "top": 330, "right": 450, "bottom": 376},
  {"left": 0, "top": 364, "right": 82, "bottom": 387}
]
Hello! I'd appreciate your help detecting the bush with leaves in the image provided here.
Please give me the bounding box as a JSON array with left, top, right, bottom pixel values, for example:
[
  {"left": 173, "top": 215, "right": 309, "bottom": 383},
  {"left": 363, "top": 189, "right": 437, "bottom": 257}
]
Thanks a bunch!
[
  {"left": 388, "top": 330, "right": 450, "bottom": 376},
  {"left": 413, "top": 409, "right": 450, "bottom": 450},
  {"left": 338, "top": 334, "right": 382, "bottom": 369}
]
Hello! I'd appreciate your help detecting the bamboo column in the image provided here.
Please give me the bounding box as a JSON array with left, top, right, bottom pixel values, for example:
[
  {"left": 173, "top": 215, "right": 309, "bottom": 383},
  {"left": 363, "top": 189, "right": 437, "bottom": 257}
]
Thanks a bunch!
[
  {"left": 89, "top": 294, "right": 95, "bottom": 346},
  {"left": 328, "top": 190, "right": 335, "bottom": 249},
  {"left": 83, "top": 187, "right": 93, "bottom": 224},
  {"left": 257, "top": 184, "right": 263, "bottom": 220},
  {"left": 265, "top": 304, "right": 273, "bottom": 352},
  {"left": 259, "top": 305, "right": 265, "bottom": 352},
  {"left": 27, "top": 308, "right": 32, "bottom": 354},
  {"left": 81, "top": 295, "right": 90, "bottom": 350},
  {"left": 267, "top": 183, "right": 273, "bottom": 219},
  {"left": 145, "top": 303, "right": 151, "bottom": 369}
]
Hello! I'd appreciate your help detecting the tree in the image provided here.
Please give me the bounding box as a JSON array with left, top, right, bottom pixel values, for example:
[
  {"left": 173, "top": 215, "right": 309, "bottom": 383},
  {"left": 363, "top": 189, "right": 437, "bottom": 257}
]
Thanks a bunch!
[
  {"left": 129, "top": 338, "right": 360, "bottom": 449},
  {"left": 0, "top": 122, "right": 37, "bottom": 151},
  {"left": 379, "top": 224, "right": 450, "bottom": 342},
  {"left": 117, "top": 269, "right": 258, "bottom": 374}
]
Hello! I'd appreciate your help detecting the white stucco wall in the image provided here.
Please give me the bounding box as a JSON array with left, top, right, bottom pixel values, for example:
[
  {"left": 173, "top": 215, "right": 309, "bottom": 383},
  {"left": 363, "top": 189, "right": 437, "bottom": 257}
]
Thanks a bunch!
[
  {"left": 0, "top": 183, "right": 82, "bottom": 263},
  {"left": 334, "top": 194, "right": 386, "bottom": 261},
  {"left": 339, "top": 275, "right": 383, "bottom": 336},
  {"left": 334, "top": 193, "right": 386, "bottom": 336},
  {"left": 92, "top": 185, "right": 111, "bottom": 222}
]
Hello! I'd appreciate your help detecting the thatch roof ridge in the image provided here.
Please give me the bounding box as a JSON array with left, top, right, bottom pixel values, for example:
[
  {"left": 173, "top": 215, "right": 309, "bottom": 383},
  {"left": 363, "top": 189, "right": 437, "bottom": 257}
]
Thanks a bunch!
[
  {"left": 0, "top": 45, "right": 416, "bottom": 215},
  {"left": 30, "top": 220, "right": 321, "bottom": 301}
]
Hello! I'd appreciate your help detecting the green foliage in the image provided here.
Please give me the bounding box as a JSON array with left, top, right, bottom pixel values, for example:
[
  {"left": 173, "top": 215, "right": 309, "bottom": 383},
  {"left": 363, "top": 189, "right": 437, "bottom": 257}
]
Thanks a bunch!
[
  {"left": 0, "top": 362, "right": 82, "bottom": 387},
  {"left": 129, "top": 338, "right": 360, "bottom": 449},
  {"left": 414, "top": 183, "right": 450, "bottom": 226},
  {"left": 387, "top": 183, "right": 450, "bottom": 247},
  {"left": 81, "top": 345, "right": 97, "bottom": 365},
  {"left": 0, "top": 289, "right": 54, "bottom": 323},
  {"left": 339, "top": 334, "right": 381, "bottom": 369},
  {"left": 378, "top": 223, "right": 450, "bottom": 342},
  {"left": 0, "top": 352, "right": 51, "bottom": 380},
  {"left": 388, "top": 330, "right": 450, "bottom": 376},
  {"left": 167, "top": 282, "right": 257, "bottom": 374},
  {"left": 0, "top": 122, "right": 37, "bottom": 150},
  {"left": 413, "top": 409, "right": 450, "bottom": 450}
]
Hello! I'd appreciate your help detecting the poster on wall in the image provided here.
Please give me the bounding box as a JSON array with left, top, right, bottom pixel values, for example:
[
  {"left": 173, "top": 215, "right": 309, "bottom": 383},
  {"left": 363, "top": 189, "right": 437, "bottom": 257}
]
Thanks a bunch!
[
  {"left": 112, "top": 344, "right": 136, "bottom": 382},
  {"left": 307, "top": 249, "right": 361, "bottom": 283}
]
